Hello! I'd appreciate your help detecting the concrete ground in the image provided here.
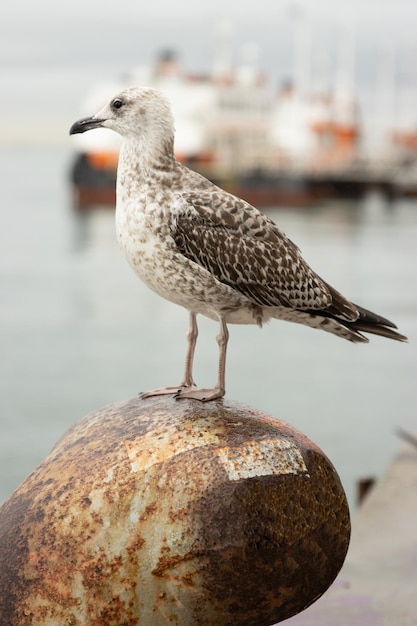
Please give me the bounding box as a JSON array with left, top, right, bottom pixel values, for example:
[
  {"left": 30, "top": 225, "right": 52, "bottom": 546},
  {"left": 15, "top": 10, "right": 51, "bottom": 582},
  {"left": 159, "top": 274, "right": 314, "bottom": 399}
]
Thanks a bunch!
[{"left": 284, "top": 438, "right": 417, "bottom": 626}]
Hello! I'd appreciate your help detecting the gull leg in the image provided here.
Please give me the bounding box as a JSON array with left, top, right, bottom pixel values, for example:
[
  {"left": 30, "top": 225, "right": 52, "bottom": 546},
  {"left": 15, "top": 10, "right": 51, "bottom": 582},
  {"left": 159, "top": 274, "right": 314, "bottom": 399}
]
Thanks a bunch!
[
  {"left": 216, "top": 317, "right": 228, "bottom": 393},
  {"left": 140, "top": 312, "right": 198, "bottom": 399},
  {"left": 176, "top": 317, "right": 228, "bottom": 402},
  {"left": 181, "top": 311, "right": 198, "bottom": 387}
]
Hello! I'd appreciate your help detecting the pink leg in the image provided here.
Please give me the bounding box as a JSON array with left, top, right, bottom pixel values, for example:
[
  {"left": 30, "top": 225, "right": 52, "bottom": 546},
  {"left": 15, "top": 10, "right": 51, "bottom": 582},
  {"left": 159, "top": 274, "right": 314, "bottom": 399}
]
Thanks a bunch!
[
  {"left": 176, "top": 317, "right": 228, "bottom": 402},
  {"left": 140, "top": 312, "right": 198, "bottom": 399},
  {"left": 182, "top": 310, "right": 198, "bottom": 387}
]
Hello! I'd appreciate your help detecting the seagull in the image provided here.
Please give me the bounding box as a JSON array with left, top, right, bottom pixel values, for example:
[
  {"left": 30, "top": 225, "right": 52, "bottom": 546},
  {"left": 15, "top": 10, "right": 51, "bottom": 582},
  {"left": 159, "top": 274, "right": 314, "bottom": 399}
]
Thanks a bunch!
[{"left": 70, "top": 86, "right": 407, "bottom": 402}]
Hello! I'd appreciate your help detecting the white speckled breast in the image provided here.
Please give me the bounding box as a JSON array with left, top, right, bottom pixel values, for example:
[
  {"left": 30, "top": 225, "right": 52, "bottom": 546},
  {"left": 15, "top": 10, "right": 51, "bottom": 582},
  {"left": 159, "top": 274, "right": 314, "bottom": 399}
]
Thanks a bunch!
[{"left": 115, "top": 177, "right": 255, "bottom": 323}]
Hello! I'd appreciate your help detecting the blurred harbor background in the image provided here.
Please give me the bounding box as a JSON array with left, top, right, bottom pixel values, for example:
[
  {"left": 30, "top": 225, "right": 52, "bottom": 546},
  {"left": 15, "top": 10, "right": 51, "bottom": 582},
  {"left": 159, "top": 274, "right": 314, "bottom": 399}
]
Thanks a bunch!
[{"left": 1, "top": 0, "right": 417, "bottom": 506}]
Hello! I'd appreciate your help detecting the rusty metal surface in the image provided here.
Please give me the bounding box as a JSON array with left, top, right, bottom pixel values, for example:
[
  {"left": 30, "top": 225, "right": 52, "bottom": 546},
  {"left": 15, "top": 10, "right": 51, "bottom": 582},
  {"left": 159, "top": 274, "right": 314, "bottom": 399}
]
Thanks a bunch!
[{"left": 0, "top": 397, "right": 350, "bottom": 625}]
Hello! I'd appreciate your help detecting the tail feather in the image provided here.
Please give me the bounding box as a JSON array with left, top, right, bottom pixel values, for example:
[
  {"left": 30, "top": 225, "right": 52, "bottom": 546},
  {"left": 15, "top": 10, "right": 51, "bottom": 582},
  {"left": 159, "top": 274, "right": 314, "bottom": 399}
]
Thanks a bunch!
[
  {"left": 300, "top": 300, "right": 407, "bottom": 343},
  {"left": 354, "top": 303, "right": 399, "bottom": 329},
  {"left": 346, "top": 322, "right": 406, "bottom": 342},
  {"left": 345, "top": 304, "right": 408, "bottom": 342}
]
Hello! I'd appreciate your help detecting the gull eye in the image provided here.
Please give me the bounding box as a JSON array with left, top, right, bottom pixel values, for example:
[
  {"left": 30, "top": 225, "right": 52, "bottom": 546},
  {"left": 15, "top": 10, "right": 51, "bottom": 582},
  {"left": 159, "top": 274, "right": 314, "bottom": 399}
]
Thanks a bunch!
[{"left": 111, "top": 98, "right": 124, "bottom": 110}]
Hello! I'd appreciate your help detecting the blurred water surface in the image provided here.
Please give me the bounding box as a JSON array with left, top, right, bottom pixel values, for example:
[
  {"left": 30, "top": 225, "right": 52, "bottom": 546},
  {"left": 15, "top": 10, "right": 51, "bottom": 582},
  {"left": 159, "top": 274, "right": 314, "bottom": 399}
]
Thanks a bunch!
[{"left": 1, "top": 145, "right": 416, "bottom": 506}]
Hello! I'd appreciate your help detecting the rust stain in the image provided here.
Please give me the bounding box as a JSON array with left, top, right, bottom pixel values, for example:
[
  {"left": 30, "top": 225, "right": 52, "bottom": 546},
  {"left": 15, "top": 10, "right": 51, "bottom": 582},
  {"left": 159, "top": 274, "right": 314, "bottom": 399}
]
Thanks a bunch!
[{"left": 139, "top": 502, "right": 159, "bottom": 521}]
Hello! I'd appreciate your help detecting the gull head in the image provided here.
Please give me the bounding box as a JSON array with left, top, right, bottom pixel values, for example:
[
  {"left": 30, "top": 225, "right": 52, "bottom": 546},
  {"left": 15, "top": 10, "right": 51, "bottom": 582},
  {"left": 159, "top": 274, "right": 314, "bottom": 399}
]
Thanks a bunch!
[{"left": 69, "top": 86, "right": 175, "bottom": 146}]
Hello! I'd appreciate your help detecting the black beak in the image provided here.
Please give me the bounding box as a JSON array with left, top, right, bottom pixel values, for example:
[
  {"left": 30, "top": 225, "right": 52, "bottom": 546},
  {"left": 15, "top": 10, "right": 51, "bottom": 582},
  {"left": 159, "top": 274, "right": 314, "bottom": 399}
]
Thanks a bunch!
[{"left": 69, "top": 116, "right": 106, "bottom": 135}]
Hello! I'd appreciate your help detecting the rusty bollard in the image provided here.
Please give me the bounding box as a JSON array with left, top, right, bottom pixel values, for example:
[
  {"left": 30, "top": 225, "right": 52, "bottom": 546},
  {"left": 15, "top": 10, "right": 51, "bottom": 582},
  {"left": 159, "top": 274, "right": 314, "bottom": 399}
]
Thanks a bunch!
[{"left": 0, "top": 397, "right": 350, "bottom": 625}]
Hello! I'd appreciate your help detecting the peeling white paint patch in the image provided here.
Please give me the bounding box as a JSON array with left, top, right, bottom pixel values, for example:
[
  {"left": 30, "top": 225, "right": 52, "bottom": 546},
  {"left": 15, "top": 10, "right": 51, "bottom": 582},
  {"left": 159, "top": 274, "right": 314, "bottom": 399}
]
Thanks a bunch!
[{"left": 214, "top": 439, "right": 308, "bottom": 481}]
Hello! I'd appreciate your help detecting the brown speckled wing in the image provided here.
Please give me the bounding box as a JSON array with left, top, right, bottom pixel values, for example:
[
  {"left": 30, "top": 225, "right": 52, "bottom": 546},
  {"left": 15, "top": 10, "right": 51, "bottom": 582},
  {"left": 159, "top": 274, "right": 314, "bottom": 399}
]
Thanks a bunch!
[{"left": 173, "top": 191, "right": 339, "bottom": 311}]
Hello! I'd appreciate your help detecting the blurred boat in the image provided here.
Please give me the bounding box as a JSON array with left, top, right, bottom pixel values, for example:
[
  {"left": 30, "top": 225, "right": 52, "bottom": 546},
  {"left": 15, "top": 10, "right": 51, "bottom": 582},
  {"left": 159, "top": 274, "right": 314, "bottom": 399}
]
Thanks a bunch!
[{"left": 68, "top": 50, "right": 401, "bottom": 209}]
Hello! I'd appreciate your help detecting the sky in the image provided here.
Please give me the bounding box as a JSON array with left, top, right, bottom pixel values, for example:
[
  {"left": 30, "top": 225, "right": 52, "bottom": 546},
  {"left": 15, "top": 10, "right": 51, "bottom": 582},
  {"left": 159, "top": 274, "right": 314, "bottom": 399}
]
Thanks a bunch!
[
  {"left": 1, "top": 0, "right": 417, "bottom": 143},
  {"left": 3, "top": 0, "right": 417, "bottom": 69}
]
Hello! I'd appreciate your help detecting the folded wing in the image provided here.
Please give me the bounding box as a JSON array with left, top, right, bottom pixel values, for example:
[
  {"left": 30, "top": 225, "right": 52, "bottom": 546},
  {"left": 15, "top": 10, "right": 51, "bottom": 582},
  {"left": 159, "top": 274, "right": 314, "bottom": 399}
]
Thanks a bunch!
[{"left": 173, "top": 190, "right": 358, "bottom": 321}]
